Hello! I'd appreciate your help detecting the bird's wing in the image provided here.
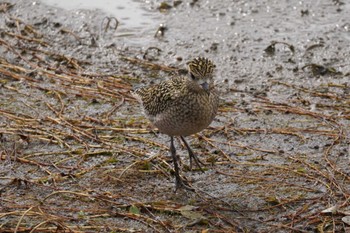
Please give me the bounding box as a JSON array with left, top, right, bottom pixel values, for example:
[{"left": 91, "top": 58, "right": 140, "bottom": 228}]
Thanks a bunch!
[{"left": 131, "top": 77, "right": 186, "bottom": 116}]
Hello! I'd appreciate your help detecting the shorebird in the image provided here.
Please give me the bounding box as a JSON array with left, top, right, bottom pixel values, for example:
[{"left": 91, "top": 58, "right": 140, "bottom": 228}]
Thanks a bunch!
[{"left": 132, "top": 57, "right": 219, "bottom": 190}]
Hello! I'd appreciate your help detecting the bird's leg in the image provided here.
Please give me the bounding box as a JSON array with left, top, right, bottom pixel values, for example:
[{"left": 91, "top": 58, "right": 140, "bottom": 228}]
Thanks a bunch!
[
  {"left": 180, "top": 136, "right": 205, "bottom": 172},
  {"left": 170, "top": 136, "right": 194, "bottom": 191}
]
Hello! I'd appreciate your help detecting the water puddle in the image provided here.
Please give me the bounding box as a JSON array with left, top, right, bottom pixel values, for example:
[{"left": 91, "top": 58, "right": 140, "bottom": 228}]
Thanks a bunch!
[{"left": 41, "top": 0, "right": 158, "bottom": 30}]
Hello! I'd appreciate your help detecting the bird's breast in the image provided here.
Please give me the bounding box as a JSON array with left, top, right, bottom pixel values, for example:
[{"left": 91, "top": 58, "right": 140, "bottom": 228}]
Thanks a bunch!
[{"left": 151, "top": 91, "right": 219, "bottom": 136}]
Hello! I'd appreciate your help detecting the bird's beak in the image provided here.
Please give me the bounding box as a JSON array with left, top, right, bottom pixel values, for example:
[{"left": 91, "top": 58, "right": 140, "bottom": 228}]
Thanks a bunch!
[{"left": 200, "top": 81, "right": 209, "bottom": 91}]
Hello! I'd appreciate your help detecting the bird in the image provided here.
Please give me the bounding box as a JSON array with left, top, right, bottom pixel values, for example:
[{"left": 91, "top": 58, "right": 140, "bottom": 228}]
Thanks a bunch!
[{"left": 132, "top": 57, "right": 219, "bottom": 191}]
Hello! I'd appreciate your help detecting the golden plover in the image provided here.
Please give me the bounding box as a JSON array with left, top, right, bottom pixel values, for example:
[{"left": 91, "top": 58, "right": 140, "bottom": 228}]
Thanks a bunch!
[{"left": 132, "top": 57, "right": 219, "bottom": 190}]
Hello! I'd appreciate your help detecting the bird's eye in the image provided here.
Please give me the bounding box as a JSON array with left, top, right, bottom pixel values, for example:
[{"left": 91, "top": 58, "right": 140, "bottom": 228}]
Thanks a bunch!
[{"left": 190, "top": 73, "right": 196, "bottom": 80}]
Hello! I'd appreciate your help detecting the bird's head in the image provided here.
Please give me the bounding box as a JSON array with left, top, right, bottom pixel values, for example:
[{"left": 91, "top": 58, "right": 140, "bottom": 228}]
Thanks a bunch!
[{"left": 187, "top": 57, "right": 216, "bottom": 91}]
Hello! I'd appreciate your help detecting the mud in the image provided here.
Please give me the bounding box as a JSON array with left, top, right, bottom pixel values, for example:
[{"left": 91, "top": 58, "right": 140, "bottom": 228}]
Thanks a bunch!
[{"left": 0, "top": 0, "right": 349, "bottom": 232}]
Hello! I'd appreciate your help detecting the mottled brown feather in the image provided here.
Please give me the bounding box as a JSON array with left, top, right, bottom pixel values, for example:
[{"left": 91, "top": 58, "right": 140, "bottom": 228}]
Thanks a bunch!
[{"left": 132, "top": 57, "right": 219, "bottom": 136}]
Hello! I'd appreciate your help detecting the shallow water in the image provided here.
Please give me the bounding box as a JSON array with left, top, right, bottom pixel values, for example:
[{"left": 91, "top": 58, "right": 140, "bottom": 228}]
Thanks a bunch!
[{"left": 41, "top": 0, "right": 158, "bottom": 29}]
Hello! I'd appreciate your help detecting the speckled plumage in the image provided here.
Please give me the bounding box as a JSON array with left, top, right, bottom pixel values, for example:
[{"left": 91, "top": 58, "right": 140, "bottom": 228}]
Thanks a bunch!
[{"left": 132, "top": 57, "right": 219, "bottom": 190}]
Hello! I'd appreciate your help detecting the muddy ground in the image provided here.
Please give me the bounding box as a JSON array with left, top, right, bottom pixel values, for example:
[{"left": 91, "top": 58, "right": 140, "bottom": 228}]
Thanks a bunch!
[{"left": 0, "top": 0, "right": 349, "bottom": 232}]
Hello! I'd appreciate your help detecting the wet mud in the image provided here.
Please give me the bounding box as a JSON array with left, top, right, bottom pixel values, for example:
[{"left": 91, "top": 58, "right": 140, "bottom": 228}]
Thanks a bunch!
[{"left": 0, "top": 0, "right": 349, "bottom": 232}]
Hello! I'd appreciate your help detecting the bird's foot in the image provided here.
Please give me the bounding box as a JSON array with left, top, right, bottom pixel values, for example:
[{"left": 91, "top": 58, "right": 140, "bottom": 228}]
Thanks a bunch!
[
  {"left": 170, "top": 136, "right": 195, "bottom": 192},
  {"left": 174, "top": 174, "right": 195, "bottom": 192}
]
